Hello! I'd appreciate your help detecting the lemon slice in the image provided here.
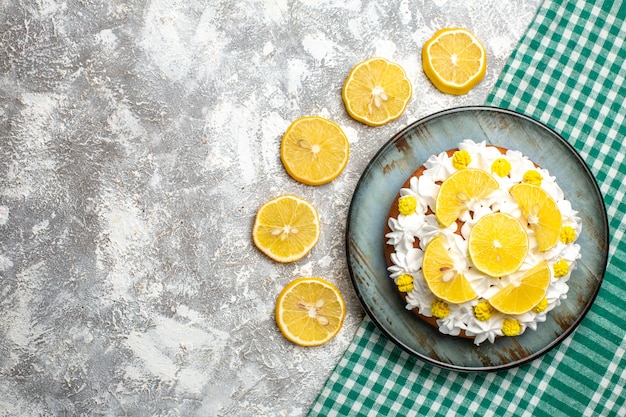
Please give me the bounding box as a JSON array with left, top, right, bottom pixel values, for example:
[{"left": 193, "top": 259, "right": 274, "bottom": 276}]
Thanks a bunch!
[
  {"left": 435, "top": 168, "right": 499, "bottom": 227},
  {"left": 422, "top": 235, "right": 477, "bottom": 304},
  {"left": 342, "top": 57, "right": 412, "bottom": 126},
  {"left": 422, "top": 28, "right": 487, "bottom": 95},
  {"left": 489, "top": 261, "right": 551, "bottom": 315},
  {"left": 275, "top": 277, "right": 346, "bottom": 346},
  {"left": 280, "top": 116, "right": 350, "bottom": 186},
  {"left": 468, "top": 212, "right": 529, "bottom": 277},
  {"left": 510, "top": 183, "right": 562, "bottom": 251},
  {"left": 252, "top": 195, "right": 320, "bottom": 263}
]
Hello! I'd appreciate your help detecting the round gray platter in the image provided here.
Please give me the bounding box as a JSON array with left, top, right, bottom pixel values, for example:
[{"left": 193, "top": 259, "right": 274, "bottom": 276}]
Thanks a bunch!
[{"left": 346, "top": 106, "right": 609, "bottom": 372}]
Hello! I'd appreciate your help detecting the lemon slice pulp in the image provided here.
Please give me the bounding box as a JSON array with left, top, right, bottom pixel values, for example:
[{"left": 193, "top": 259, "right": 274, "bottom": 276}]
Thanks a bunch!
[
  {"left": 275, "top": 277, "right": 346, "bottom": 346},
  {"left": 435, "top": 168, "right": 499, "bottom": 227},
  {"left": 342, "top": 57, "right": 412, "bottom": 126},
  {"left": 489, "top": 261, "right": 551, "bottom": 315},
  {"left": 468, "top": 212, "right": 529, "bottom": 277},
  {"left": 252, "top": 194, "right": 320, "bottom": 263},
  {"left": 422, "top": 235, "right": 478, "bottom": 304},
  {"left": 280, "top": 116, "right": 350, "bottom": 186},
  {"left": 510, "top": 183, "right": 562, "bottom": 251}
]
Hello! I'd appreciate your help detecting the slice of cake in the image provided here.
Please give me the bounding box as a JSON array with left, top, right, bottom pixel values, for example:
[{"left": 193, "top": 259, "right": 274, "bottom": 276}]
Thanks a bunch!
[{"left": 384, "top": 140, "right": 582, "bottom": 345}]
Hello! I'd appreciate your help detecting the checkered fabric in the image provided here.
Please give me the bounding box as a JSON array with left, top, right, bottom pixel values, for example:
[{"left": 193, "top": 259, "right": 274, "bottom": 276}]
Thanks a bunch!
[{"left": 308, "top": 1, "right": 626, "bottom": 416}]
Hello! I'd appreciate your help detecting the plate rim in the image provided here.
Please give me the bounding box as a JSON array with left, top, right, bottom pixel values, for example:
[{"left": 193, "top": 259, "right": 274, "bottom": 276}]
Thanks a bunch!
[{"left": 345, "top": 105, "right": 609, "bottom": 372}]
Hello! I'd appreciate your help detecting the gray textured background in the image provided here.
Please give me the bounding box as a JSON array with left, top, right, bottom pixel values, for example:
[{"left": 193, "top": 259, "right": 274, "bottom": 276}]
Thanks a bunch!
[{"left": 0, "top": 1, "right": 539, "bottom": 415}]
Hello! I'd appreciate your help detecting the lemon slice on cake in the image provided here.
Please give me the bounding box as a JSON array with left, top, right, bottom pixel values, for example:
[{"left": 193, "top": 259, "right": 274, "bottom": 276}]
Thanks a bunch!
[
  {"left": 489, "top": 261, "right": 551, "bottom": 315},
  {"left": 510, "top": 183, "right": 562, "bottom": 251},
  {"left": 435, "top": 168, "right": 499, "bottom": 227},
  {"left": 422, "top": 235, "right": 477, "bottom": 304},
  {"left": 468, "top": 212, "right": 529, "bottom": 277}
]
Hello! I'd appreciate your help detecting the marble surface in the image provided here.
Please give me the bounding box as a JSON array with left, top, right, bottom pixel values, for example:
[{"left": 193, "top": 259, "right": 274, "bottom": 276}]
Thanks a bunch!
[{"left": 0, "top": 1, "right": 541, "bottom": 415}]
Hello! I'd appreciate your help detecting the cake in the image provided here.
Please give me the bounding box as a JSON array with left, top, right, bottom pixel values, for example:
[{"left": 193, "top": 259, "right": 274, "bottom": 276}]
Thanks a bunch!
[{"left": 384, "top": 139, "right": 582, "bottom": 345}]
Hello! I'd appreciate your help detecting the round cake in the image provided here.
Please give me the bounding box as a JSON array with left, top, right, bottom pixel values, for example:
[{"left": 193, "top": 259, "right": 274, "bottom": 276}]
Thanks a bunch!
[{"left": 384, "top": 139, "right": 582, "bottom": 345}]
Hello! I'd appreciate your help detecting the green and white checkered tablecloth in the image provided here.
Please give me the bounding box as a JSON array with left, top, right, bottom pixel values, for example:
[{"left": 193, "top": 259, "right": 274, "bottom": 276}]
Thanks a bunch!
[{"left": 308, "top": 0, "right": 626, "bottom": 416}]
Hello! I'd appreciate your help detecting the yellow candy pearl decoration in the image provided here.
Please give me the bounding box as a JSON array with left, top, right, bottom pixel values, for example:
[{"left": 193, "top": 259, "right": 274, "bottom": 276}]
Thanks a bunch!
[
  {"left": 398, "top": 195, "right": 417, "bottom": 216},
  {"left": 502, "top": 318, "right": 522, "bottom": 336},
  {"left": 396, "top": 274, "right": 414, "bottom": 292},
  {"left": 452, "top": 150, "right": 471, "bottom": 170},
  {"left": 491, "top": 158, "right": 512, "bottom": 177}
]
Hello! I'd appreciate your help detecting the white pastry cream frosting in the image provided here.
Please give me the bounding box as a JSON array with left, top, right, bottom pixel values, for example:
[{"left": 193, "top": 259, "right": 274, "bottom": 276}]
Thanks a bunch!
[{"left": 385, "top": 140, "right": 582, "bottom": 345}]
